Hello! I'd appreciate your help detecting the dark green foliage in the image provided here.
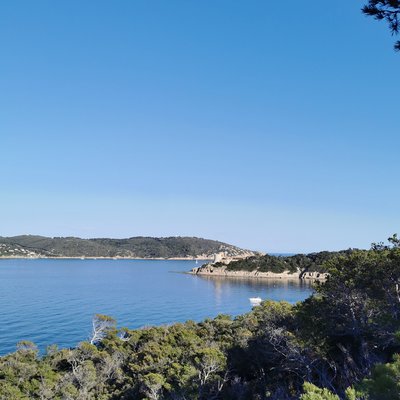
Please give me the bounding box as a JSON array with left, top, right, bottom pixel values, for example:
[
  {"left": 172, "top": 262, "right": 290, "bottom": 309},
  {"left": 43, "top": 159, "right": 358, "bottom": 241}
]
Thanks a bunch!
[
  {"left": 0, "top": 236, "right": 399, "bottom": 399},
  {"left": 0, "top": 235, "right": 252, "bottom": 259},
  {"left": 223, "top": 254, "right": 292, "bottom": 273},
  {"left": 357, "top": 354, "right": 400, "bottom": 399},
  {"left": 363, "top": 1, "right": 400, "bottom": 50},
  {"left": 225, "top": 250, "right": 355, "bottom": 274},
  {"left": 300, "top": 383, "right": 340, "bottom": 400}
]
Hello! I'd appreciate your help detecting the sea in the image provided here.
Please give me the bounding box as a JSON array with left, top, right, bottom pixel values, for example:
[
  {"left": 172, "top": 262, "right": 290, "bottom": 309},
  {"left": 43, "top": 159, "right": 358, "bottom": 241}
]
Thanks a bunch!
[{"left": 0, "top": 258, "right": 313, "bottom": 354}]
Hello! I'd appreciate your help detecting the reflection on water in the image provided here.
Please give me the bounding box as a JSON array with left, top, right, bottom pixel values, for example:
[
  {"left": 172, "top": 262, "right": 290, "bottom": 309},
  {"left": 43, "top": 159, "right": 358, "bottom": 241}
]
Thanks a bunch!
[
  {"left": 196, "top": 275, "right": 314, "bottom": 306},
  {"left": 196, "top": 274, "right": 313, "bottom": 290},
  {"left": 0, "top": 259, "right": 313, "bottom": 354}
]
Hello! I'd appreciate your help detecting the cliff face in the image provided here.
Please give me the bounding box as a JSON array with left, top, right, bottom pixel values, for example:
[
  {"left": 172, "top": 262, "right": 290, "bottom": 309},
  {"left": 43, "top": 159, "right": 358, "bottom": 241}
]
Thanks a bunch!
[{"left": 191, "top": 263, "right": 327, "bottom": 280}]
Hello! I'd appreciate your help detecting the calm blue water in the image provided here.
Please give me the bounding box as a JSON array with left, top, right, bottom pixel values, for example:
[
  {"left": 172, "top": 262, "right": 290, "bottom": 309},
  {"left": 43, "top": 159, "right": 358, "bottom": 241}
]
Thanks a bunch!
[{"left": 0, "top": 259, "right": 313, "bottom": 354}]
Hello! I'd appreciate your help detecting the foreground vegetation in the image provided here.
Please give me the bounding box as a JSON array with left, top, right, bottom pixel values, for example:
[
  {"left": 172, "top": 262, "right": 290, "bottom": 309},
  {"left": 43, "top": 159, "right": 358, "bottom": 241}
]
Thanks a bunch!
[{"left": 1, "top": 236, "right": 400, "bottom": 399}]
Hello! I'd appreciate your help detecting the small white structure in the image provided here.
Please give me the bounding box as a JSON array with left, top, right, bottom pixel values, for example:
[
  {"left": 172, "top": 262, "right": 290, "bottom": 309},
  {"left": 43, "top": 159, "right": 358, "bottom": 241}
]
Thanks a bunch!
[
  {"left": 249, "top": 297, "right": 262, "bottom": 306},
  {"left": 213, "top": 252, "right": 224, "bottom": 263}
]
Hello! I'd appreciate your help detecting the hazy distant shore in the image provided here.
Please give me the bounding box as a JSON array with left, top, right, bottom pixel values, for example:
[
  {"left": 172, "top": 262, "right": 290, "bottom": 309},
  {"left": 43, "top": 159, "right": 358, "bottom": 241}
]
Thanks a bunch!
[
  {"left": 0, "top": 235, "right": 256, "bottom": 260},
  {"left": 0, "top": 256, "right": 212, "bottom": 261}
]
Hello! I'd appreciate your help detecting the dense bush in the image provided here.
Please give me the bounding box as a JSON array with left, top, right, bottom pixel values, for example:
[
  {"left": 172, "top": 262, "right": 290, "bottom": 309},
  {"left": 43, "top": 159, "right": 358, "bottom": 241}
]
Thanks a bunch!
[
  {"left": 0, "top": 237, "right": 399, "bottom": 399},
  {"left": 225, "top": 250, "right": 356, "bottom": 274}
]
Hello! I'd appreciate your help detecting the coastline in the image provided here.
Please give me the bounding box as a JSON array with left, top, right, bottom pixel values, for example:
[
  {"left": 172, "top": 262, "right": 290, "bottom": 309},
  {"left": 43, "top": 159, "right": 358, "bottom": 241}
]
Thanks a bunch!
[
  {"left": 190, "top": 265, "right": 327, "bottom": 281},
  {"left": 1, "top": 257, "right": 327, "bottom": 281},
  {"left": 0, "top": 256, "right": 212, "bottom": 261}
]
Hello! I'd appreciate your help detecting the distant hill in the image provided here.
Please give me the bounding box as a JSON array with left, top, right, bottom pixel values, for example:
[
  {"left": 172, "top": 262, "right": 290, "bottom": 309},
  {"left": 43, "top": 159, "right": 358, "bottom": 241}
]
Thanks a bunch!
[{"left": 0, "top": 235, "right": 257, "bottom": 259}]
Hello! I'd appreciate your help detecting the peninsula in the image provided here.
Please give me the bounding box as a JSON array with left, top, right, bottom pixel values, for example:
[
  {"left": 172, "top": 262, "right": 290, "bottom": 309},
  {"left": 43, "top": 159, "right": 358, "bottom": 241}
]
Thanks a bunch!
[
  {"left": 190, "top": 250, "right": 358, "bottom": 280},
  {"left": 0, "top": 235, "right": 257, "bottom": 260}
]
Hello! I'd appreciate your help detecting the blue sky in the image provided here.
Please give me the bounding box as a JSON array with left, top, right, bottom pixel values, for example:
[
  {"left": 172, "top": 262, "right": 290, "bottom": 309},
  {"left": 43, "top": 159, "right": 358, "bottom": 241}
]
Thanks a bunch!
[{"left": 1, "top": 1, "right": 399, "bottom": 253}]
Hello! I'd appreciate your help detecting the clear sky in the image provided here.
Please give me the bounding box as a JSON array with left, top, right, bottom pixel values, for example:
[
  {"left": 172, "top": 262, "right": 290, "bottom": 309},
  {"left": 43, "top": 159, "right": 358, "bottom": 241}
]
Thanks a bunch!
[{"left": 1, "top": 1, "right": 399, "bottom": 253}]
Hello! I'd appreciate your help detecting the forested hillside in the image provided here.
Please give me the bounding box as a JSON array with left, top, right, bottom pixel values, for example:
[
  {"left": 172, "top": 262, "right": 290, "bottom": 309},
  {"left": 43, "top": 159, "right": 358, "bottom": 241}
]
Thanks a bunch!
[
  {"left": 221, "top": 250, "right": 357, "bottom": 274},
  {"left": 0, "top": 235, "right": 255, "bottom": 259},
  {"left": 0, "top": 236, "right": 399, "bottom": 399}
]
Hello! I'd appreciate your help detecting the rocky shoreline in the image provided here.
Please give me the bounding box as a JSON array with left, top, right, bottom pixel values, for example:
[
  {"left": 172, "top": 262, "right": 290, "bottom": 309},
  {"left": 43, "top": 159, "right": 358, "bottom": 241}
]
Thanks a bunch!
[{"left": 190, "top": 264, "right": 328, "bottom": 280}]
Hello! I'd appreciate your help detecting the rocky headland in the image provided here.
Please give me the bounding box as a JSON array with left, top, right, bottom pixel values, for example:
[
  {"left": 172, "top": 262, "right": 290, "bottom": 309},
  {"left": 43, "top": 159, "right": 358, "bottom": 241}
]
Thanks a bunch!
[
  {"left": 189, "top": 250, "right": 357, "bottom": 281},
  {"left": 190, "top": 263, "right": 327, "bottom": 280}
]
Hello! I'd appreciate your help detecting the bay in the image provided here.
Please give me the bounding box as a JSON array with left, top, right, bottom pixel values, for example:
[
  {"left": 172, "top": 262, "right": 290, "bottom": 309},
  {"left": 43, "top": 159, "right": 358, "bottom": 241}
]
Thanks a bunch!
[{"left": 0, "top": 259, "right": 313, "bottom": 354}]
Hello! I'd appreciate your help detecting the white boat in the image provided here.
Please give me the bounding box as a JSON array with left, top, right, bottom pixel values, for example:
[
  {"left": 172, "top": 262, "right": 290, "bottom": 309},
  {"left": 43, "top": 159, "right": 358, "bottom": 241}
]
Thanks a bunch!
[{"left": 249, "top": 297, "right": 262, "bottom": 306}]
